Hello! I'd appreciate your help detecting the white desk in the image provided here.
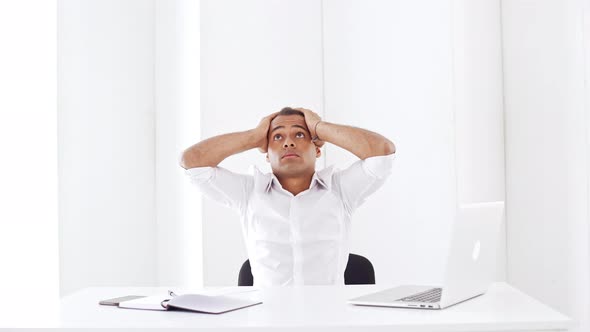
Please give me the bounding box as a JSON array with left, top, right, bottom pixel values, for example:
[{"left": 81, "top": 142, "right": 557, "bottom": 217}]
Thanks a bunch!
[{"left": 57, "top": 282, "right": 572, "bottom": 331}]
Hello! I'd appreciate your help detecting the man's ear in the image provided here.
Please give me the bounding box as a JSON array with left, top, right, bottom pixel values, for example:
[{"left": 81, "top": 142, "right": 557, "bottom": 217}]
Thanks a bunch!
[{"left": 316, "top": 147, "right": 321, "bottom": 158}]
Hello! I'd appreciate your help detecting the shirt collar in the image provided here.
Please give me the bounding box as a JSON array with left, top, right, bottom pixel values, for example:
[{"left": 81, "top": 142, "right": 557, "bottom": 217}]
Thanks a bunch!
[
  {"left": 258, "top": 166, "right": 334, "bottom": 193},
  {"left": 311, "top": 168, "right": 333, "bottom": 190}
]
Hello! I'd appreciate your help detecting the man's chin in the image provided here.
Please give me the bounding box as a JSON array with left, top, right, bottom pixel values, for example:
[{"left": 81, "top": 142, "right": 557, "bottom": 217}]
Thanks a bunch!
[
  {"left": 280, "top": 157, "right": 302, "bottom": 164},
  {"left": 272, "top": 164, "right": 315, "bottom": 177}
]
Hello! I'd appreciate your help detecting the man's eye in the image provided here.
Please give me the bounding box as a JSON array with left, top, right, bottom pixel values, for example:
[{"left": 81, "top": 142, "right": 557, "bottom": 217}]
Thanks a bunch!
[
  {"left": 296, "top": 132, "right": 305, "bottom": 138},
  {"left": 273, "top": 134, "right": 282, "bottom": 140}
]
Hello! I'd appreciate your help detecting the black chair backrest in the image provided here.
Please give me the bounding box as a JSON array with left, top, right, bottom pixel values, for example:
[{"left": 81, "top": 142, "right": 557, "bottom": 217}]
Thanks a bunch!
[{"left": 238, "top": 253, "right": 375, "bottom": 286}]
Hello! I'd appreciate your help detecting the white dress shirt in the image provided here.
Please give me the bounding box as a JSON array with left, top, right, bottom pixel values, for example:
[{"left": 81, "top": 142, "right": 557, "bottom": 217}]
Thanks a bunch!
[{"left": 185, "top": 154, "right": 395, "bottom": 287}]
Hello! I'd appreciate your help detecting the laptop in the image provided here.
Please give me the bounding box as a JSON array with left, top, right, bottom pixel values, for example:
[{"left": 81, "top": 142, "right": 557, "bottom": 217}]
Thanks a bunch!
[{"left": 348, "top": 201, "right": 504, "bottom": 310}]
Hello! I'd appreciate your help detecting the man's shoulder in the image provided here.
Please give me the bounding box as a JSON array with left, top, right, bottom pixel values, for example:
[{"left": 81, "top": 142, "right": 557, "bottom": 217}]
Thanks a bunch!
[
  {"left": 316, "top": 165, "right": 336, "bottom": 179},
  {"left": 249, "top": 164, "right": 272, "bottom": 177},
  {"left": 328, "top": 153, "right": 395, "bottom": 181},
  {"left": 250, "top": 165, "right": 275, "bottom": 192}
]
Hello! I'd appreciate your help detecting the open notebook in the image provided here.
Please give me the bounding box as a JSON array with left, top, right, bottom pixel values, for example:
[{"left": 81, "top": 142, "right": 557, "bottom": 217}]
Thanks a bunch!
[{"left": 118, "top": 288, "right": 262, "bottom": 314}]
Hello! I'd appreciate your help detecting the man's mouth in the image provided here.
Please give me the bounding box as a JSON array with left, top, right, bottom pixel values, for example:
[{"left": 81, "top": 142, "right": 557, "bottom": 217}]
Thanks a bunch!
[{"left": 282, "top": 153, "right": 300, "bottom": 159}]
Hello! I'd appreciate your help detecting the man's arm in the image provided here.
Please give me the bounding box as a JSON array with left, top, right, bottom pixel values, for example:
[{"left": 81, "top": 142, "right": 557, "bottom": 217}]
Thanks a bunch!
[
  {"left": 179, "top": 112, "right": 277, "bottom": 169},
  {"left": 295, "top": 108, "right": 395, "bottom": 160}
]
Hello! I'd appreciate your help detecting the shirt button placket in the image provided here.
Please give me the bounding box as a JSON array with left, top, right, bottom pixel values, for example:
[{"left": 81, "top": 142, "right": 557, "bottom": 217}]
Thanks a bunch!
[{"left": 289, "top": 195, "right": 303, "bottom": 285}]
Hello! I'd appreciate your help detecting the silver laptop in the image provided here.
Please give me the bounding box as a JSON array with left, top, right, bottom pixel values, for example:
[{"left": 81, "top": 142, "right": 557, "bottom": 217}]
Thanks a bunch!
[{"left": 348, "top": 201, "right": 504, "bottom": 310}]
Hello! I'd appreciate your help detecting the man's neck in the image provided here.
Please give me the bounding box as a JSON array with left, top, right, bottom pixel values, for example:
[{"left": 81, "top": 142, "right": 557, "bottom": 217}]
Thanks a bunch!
[{"left": 276, "top": 172, "right": 314, "bottom": 196}]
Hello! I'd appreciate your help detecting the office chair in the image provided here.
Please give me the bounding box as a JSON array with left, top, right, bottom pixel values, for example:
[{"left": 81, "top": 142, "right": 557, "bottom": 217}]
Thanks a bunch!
[{"left": 238, "top": 253, "right": 375, "bottom": 286}]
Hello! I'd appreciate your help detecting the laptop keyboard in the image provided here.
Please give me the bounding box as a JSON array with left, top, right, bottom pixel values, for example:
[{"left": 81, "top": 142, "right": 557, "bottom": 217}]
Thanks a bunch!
[{"left": 398, "top": 288, "right": 442, "bottom": 303}]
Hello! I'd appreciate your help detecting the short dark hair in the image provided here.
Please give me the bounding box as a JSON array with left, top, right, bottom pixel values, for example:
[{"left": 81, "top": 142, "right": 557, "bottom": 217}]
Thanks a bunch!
[{"left": 278, "top": 107, "right": 304, "bottom": 117}]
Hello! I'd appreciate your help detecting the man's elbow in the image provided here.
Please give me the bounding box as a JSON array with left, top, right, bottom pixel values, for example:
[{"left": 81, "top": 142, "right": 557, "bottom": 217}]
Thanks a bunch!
[
  {"left": 362, "top": 138, "right": 395, "bottom": 159},
  {"left": 179, "top": 149, "right": 202, "bottom": 170},
  {"left": 381, "top": 139, "right": 396, "bottom": 155}
]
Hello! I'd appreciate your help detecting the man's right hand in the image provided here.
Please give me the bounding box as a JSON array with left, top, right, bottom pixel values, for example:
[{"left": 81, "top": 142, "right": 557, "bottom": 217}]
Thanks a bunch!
[{"left": 255, "top": 112, "right": 279, "bottom": 153}]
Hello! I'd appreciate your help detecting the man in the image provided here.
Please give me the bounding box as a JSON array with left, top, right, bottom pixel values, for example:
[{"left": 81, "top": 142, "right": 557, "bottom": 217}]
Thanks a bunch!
[{"left": 180, "top": 107, "right": 395, "bottom": 287}]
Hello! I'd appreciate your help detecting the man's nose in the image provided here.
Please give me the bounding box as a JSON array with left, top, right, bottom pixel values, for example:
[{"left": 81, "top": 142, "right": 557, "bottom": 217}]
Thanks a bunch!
[{"left": 283, "top": 139, "right": 295, "bottom": 148}]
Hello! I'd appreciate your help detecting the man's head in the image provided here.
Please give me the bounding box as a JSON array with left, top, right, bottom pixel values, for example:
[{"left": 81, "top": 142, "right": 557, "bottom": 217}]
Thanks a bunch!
[{"left": 266, "top": 107, "right": 321, "bottom": 178}]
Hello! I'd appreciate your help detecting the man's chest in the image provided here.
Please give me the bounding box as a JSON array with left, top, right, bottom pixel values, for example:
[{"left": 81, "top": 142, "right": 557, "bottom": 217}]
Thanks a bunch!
[{"left": 246, "top": 190, "right": 349, "bottom": 242}]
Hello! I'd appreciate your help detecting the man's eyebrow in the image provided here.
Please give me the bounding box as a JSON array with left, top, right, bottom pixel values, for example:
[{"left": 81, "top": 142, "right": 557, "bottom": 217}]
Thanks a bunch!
[
  {"left": 270, "top": 125, "right": 285, "bottom": 134},
  {"left": 292, "top": 125, "right": 308, "bottom": 131}
]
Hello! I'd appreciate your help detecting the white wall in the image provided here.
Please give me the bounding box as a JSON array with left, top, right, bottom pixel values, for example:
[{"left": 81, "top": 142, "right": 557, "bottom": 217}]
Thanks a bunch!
[
  {"left": 199, "top": 0, "right": 506, "bottom": 287},
  {"left": 0, "top": 0, "right": 60, "bottom": 326},
  {"left": 502, "top": 0, "right": 589, "bottom": 331},
  {"left": 58, "top": 0, "right": 157, "bottom": 296}
]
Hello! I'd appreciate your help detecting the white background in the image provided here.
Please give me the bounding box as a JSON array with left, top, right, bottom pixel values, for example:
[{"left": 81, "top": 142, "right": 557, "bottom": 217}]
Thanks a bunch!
[
  {"left": 0, "top": 0, "right": 589, "bottom": 331},
  {"left": 0, "top": 0, "right": 59, "bottom": 326},
  {"left": 57, "top": 0, "right": 202, "bottom": 296}
]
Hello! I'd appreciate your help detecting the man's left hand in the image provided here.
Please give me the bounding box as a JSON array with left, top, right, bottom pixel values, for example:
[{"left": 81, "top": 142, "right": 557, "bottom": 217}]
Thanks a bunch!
[{"left": 294, "top": 107, "right": 325, "bottom": 148}]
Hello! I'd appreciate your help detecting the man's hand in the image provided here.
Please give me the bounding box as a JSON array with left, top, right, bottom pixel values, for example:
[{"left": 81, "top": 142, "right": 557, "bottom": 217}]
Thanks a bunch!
[
  {"left": 255, "top": 112, "right": 279, "bottom": 153},
  {"left": 293, "top": 107, "right": 325, "bottom": 148}
]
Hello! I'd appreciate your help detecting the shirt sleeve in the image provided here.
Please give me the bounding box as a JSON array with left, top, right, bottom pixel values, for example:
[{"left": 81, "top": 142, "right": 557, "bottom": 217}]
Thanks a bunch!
[
  {"left": 332, "top": 153, "right": 395, "bottom": 215},
  {"left": 184, "top": 166, "right": 254, "bottom": 213}
]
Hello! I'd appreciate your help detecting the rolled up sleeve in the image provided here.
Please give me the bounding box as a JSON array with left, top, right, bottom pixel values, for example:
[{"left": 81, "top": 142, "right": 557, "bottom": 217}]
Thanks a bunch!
[
  {"left": 361, "top": 153, "right": 395, "bottom": 179},
  {"left": 185, "top": 166, "right": 254, "bottom": 213},
  {"left": 333, "top": 154, "right": 395, "bottom": 215}
]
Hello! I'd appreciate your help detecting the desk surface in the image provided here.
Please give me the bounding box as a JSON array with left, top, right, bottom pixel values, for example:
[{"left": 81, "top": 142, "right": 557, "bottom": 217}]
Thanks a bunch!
[{"left": 59, "top": 282, "right": 572, "bottom": 331}]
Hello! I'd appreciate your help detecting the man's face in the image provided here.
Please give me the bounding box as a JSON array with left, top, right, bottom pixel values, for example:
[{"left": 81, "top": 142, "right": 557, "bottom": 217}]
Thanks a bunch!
[{"left": 266, "top": 114, "right": 320, "bottom": 178}]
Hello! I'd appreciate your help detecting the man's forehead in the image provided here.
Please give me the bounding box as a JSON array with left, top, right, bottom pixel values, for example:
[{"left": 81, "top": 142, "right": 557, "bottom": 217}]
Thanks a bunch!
[{"left": 270, "top": 115, "right": 308, "bottom": 129}]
